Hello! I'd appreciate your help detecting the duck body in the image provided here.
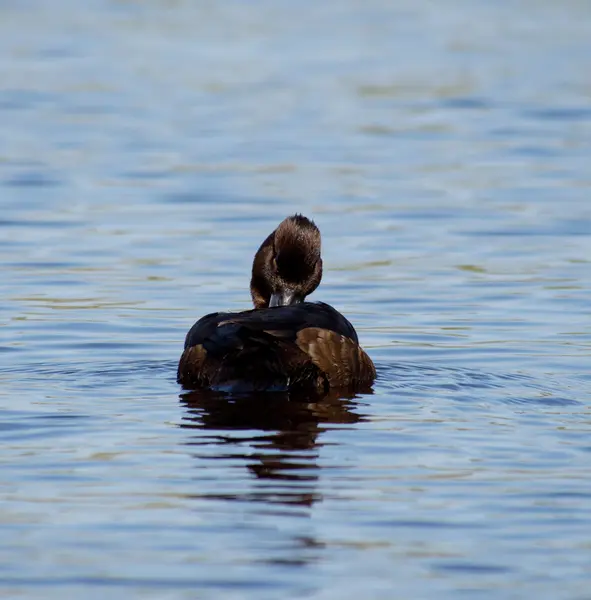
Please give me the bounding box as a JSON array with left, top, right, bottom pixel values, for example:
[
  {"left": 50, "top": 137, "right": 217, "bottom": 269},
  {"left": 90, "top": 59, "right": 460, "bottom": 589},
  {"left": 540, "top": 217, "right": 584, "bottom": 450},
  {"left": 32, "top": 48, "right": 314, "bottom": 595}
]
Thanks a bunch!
[
  {"left": 177, "top": 301, "right": 375, "bottom": 393},
  {"left": 177, "top": 215, "right": 375, "bottom": 394}
]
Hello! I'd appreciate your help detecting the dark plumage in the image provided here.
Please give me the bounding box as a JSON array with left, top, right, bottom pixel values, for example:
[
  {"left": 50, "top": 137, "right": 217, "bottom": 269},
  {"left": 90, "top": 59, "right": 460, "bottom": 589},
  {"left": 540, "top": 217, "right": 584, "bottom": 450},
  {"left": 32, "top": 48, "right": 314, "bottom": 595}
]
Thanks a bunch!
[{"left": 177, "top": 215, "right": 376, "bottom": 394}]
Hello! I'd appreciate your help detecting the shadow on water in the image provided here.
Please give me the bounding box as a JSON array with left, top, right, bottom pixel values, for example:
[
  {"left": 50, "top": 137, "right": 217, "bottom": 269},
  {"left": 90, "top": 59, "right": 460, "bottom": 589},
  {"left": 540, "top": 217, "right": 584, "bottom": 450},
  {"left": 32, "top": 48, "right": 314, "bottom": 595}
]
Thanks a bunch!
[{"left": 179, "top": 388, "right": 370, "bottom": 508}]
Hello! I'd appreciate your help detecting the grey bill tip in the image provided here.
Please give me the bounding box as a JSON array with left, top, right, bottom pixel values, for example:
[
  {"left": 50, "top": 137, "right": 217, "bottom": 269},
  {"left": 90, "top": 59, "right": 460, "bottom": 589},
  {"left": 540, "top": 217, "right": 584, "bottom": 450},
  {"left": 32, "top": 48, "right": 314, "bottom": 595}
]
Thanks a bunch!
[{"left": 269, "top": 291, "right": 302, "bottom": 307}]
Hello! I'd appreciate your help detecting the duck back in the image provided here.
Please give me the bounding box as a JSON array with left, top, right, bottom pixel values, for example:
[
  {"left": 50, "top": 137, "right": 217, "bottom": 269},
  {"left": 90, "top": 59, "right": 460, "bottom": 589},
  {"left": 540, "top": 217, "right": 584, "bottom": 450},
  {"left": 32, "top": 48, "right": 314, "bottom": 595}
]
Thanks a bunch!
[{"left": 177, "top": 302, "right": 375, "bottom": 393}]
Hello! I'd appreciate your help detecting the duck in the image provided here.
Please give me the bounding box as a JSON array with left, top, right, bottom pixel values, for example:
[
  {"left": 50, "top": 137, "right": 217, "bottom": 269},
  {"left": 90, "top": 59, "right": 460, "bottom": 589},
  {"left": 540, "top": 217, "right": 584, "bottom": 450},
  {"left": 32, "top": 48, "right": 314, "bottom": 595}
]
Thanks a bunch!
[{"left": 177, "top": 214, "right": 376, "bottom": 394}]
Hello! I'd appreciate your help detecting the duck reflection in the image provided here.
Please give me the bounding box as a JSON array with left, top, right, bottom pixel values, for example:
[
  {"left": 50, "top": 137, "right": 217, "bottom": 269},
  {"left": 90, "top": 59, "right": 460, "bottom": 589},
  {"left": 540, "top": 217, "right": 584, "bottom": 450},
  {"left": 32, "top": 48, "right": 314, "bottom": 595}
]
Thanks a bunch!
[{"left": 179, "top": 389, "right": 369, "bottom": 509}]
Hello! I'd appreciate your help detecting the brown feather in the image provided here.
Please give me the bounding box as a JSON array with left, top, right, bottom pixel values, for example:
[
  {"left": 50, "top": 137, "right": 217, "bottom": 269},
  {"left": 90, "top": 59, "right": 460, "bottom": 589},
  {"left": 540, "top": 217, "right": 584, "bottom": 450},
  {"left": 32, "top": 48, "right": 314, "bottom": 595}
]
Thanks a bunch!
[
  {"left": 296, "top": 327, "right": 376, "bottom": 388},
  {"left": 177, "top": 345, "right": 209, "bottom": 387}
]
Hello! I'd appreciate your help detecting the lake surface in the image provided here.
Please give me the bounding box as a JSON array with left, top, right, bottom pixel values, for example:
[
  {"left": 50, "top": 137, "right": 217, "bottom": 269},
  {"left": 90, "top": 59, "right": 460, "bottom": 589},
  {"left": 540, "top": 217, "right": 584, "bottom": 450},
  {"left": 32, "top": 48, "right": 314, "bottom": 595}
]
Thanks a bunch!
[{"left": 1, "top": 1, "right": 591, "bottom": 598}]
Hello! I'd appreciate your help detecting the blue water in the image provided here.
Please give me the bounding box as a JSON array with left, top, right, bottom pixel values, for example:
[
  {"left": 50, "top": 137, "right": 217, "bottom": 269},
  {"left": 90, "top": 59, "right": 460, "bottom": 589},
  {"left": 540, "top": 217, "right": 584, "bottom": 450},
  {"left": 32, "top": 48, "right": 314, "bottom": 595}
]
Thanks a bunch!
[{"left": 1, "top": 1, "right": 591, "bottom": 598}]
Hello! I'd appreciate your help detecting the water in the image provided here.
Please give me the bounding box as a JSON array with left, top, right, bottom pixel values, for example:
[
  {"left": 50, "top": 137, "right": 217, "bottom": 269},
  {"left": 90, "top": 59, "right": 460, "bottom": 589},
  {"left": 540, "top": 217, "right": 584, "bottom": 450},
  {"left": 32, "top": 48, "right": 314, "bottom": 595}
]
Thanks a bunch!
[{"left": 1, "top": 1, "right": 591, "bottom": 598}]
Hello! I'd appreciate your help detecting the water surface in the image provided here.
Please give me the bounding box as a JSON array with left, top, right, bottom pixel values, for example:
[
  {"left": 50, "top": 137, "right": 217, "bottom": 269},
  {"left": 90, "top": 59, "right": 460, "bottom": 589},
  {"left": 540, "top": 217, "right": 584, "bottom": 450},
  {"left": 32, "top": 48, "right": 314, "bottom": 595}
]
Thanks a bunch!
[{"left": 1, "top": 1, "right": 591, "bottom": 599}]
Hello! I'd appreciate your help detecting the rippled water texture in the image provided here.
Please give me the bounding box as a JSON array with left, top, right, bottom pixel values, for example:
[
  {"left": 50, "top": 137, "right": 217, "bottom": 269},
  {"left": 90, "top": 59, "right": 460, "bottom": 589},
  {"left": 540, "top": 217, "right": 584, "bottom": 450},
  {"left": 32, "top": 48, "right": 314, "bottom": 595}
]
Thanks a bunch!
[{"left": 1, "top": 1, "right": 591, "bottom": 598}]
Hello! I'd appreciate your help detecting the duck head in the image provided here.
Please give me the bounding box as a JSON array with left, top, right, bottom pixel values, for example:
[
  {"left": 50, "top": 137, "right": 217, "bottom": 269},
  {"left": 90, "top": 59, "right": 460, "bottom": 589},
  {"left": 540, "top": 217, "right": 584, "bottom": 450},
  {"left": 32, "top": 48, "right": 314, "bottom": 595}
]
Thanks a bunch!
[{"left": 250, "top": 214, "right": 323, "bottom": 309}]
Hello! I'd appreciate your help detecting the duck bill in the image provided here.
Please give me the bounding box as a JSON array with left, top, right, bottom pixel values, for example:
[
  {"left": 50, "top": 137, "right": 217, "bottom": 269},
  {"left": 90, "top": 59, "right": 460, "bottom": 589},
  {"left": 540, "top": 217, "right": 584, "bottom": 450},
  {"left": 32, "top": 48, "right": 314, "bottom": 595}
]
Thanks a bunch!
[{"left": 269, "top": 291, "right": 303, "bottom": 307}]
